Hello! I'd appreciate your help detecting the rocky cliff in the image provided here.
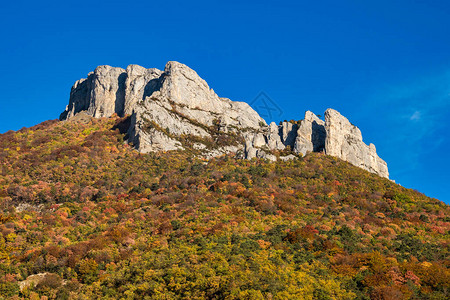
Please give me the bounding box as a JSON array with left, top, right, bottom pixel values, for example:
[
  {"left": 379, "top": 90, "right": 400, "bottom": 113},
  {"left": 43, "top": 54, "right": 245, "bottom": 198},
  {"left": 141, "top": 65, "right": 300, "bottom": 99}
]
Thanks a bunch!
[{"left": 60, "top": 61, "right": 389, "bottom": 178}]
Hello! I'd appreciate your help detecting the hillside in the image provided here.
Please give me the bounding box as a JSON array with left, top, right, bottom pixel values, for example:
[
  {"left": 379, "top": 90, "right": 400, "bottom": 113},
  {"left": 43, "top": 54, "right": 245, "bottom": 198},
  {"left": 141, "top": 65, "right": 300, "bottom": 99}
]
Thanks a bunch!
[{"left": 0, "top": 116, "right": 448, "bottom": 299}]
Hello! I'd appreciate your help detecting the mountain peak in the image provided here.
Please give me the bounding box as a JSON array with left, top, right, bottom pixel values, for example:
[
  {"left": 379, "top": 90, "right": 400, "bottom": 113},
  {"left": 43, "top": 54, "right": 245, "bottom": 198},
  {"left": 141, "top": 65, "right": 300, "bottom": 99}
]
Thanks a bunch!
[{"left": 60, "top": 62, "right": 389, "bottom": 178}]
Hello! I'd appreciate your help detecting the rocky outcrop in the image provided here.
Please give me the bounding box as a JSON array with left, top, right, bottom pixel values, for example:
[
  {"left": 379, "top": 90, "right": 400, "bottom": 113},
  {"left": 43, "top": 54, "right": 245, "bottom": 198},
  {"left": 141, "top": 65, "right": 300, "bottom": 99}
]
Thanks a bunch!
[
  {"left": 123, "top": 64, "right": 163, "bottom": 116},
  {"left": 61, "top": 61, "right": 265, "bottom": 157},
  {"left": 294, "top": 111, "right": 326, "bottom": 155},
  {"left": 60, "top": 61, "right": 389, "bottom": 178},
  {"left": 267, "top": 122, "right": 285, "bottom": 150},
  {"left": 280, "top": 121, "right": 298, "bottom": 148},
  {"left": 244, "top": 109, "right": 388, "bottom": 178},
  {"left": 19, "top": 273, "right": 62, "bottom": 291},
  {"left": 324, "top": 109, "right": 389, "bottom": 178},
  {"left": 127, "top": 62, "right": 265, "bottom": 154},
  {"left": 60, "top": 66, "right": 127, "bottom": 120}
]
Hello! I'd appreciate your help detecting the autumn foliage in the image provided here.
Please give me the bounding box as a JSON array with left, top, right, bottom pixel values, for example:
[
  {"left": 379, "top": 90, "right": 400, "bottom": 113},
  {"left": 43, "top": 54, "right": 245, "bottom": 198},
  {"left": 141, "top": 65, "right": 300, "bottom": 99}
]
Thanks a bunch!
[{"left": 0, "top": 116, "right": 448, "bottom": 299}]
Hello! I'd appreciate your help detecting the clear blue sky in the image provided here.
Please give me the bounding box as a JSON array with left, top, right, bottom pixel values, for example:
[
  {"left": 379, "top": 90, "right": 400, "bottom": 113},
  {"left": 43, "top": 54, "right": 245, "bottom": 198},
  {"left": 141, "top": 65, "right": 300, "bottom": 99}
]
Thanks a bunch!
[{"left": 1, "top": 0, "right": 449, "bottom": 203}]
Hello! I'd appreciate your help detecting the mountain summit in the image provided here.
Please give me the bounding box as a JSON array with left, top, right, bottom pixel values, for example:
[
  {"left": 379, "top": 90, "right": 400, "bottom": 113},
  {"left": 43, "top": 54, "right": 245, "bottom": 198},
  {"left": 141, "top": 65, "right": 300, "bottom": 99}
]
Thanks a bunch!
[{"left": 60, "top": 61, "right": 388, "bottom": 178}]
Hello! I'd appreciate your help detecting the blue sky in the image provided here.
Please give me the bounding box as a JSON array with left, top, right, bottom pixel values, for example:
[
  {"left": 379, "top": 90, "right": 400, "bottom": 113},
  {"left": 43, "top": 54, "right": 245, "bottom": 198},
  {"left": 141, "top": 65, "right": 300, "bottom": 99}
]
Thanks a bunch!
[{"left": 1, "top": 0, "right": 449, "bottom": 203}]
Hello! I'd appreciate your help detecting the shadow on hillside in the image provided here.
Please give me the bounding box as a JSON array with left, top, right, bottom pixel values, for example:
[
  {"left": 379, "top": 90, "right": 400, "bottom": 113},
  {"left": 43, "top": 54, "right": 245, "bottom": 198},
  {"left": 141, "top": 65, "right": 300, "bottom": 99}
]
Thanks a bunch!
[{"left": 112, "top": 116, "right": 131, "bottom": 140}]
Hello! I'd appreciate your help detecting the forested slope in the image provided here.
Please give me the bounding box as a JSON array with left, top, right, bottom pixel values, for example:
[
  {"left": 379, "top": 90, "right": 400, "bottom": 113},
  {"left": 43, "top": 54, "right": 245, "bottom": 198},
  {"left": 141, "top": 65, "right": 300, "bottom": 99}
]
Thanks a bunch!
[{"left": 0, "top": 117, "right": 448, "bottom": 299}]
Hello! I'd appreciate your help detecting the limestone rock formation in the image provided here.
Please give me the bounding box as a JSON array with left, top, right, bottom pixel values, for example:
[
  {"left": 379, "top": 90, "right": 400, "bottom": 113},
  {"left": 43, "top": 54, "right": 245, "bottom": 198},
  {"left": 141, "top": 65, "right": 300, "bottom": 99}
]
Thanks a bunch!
[
  {"left": 60, "top": 61, "right": 389, "bottom": 178},
  {"left": 324, "top": 108, "right": 389, "bottom": 178},
  {"left": 19, "top": 273, "right": 62, "bottom": 292},
  {"left": 123, "top": 65, "right": 163, "bottom": 116},
  {"left": 243, "top": 109, "right": 388, "bottom": 178},
  {"left": 293, "top": 111, "right": 326, "bottom": 155},
  {"left": 280, "top": 121, "right": 298, "bottom": 148},
  {"left": 267, "top": 122, "right": 285, "bottom": 150},
  {"left": 61, "top": 61, "right": 265, "bottom": 156},
  {"left": 60, "top": 66, "right": 127, "bottom": 120}
]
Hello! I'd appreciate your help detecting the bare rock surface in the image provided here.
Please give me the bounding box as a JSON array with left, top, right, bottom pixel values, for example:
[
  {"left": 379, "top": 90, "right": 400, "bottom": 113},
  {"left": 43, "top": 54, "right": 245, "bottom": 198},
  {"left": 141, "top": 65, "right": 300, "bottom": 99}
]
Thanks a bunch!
[
  {"left": 61, "top": 61, "right": 264, "bottom": 157},
  {"left": 19, "top": 273, "right": 62, "bottom": 291},
  {"left": 324, "top": 109, "right": 389, "bottom": 178},
  {"left": 293, "top": 111, "right": 326, "bottom": 156},
  {"left": 281, "top": 121, "right": 299, "bottom": 148},
  {"left": 123, "top": 64, "right": 163, "bottom": 116},
  {"left": 60, "top": 61, "right": 389, "bottom": 178},
  {"left": 60, "top": 66, "right": 126, "bottom": 120}
]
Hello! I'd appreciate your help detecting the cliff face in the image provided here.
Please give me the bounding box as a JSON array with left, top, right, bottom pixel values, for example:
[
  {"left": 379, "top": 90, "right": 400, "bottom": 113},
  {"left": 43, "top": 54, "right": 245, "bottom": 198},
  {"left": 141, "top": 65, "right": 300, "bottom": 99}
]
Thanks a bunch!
[
  {"left": 243, "top": 109, "right": 389, "bottom": 178},
  {"left": 61, "top": 61, "right": 265, "bottom": 157},
  {"left": 324, "top": 109, "right": 388, "bottom": 178},
  {"left": 60, "top": 65, "right": 129, "bottom": 120},
  {"left": 60, "top": 61, "right": 389, "bottom": 178}
]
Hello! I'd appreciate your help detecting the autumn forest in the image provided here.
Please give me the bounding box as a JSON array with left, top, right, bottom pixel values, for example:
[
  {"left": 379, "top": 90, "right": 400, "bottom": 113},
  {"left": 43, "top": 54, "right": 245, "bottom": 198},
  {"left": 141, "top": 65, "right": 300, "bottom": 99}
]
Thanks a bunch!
[{"left": 0, "top": 116, "right": 448, "bottom": 299}]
